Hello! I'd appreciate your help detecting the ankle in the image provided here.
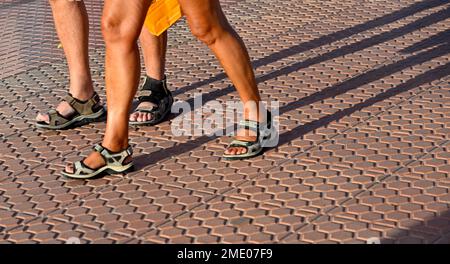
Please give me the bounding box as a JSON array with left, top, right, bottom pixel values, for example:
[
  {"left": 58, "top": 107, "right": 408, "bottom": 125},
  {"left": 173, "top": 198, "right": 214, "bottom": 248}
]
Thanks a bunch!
[
  {"left": 141, "top": 75, "right": 169, "bottom": 97},
  {"left": 101, "top": 140, "right": 129, "bottom": 153},
  {"left": 145, "top": 73, "right": 164, "bottom": 82},
  {"left": 69, "top": 79, "right": 95, "bottom": 101},
  {"left": 243, "top": 102, "right": 265, "bottom": 122},
  {"left": 102, "top": 137, "right": 129, "bottom": 152},
  {"left": 144, "top": 75, "right": 166, "bottom": 86}
]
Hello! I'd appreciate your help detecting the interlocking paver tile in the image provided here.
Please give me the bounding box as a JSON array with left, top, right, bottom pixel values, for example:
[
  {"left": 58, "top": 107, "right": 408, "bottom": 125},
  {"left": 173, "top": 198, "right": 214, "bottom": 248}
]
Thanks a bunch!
[
  {"left": 2, "top": 214, "right": 133, "bottom": 244},
  {"left": 39, "top": 178, "right": 219, "bottom": 241},
  {"left": 140, "top": 193, "right": 308, "bottom": 244}
]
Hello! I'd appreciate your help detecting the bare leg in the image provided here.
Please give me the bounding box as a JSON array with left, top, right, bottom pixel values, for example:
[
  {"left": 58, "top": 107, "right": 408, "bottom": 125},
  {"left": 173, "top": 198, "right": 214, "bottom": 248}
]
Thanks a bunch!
[
  {"left": 141, "top": 30, "right": 167, "bottom": 80},
  {"left": 129, "top": 29, "right": 168, "bottom": 123},
  {"left": 179, "top": 0, "right": 262, "bottom": 155},
  {"left": 66, "top": 0, "right": 152, "bottom": 172},
  {"left": 37, "top": 0, "right": 95, "bottom": 123}
]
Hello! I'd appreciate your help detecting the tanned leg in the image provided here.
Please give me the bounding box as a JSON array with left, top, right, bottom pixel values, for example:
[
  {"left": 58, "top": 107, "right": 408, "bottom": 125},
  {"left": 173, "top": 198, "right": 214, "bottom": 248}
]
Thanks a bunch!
[
  {"left": 179, "top": 0, "right": 263, "bottom": 155},
  {"left": 129, "top": 29, "right": 168, "bottom": 123},
  {"left": 65, "top": 0, "right": 152, "bottom": 173},
  {"left": 37, "top": 0, "right": 95, "bottom": 123}
]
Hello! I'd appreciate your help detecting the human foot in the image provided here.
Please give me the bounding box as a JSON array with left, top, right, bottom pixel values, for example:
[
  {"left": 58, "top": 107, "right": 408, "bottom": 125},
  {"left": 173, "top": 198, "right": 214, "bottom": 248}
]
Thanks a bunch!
[
  {"left": 224, "top": 127, "right": 258, "bottom": 156},
  {"left": 129, "top": 76, "right": 173, "bottom": 125},
  {"left": 35, "top": 92, "right": 105, "bottom": 130},
  {"left": 223, "top": 111, "right": 272, "bottom": 160},
  {"left": 62, "top": 144, "right": 133, "bottom": 179}
]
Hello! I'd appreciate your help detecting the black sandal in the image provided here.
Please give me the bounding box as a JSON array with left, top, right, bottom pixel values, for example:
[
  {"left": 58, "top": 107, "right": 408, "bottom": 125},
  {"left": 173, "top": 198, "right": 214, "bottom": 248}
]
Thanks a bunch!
[{"left": 130, "top": 76, "right": 173, "bottom": 126}]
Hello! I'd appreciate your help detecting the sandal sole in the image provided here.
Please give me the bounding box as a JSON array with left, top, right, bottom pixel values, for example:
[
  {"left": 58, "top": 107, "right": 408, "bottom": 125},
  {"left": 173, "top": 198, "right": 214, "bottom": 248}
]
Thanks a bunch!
[{"left": 61, "top": 163, "right": 134, "bottom": 179}]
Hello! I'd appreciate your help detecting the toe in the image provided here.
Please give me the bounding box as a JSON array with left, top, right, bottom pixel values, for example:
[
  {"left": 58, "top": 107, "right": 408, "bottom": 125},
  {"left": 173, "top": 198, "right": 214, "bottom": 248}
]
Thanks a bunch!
[
  {"left": 145, "top": 113, "right": 153, "bottom": 122},
  {"left": 224, "top": 147, "right": 232, "bottom": 155},
  {"left": 236, "top": 147, "right": 244, "bottom": 155},
  {"left": 139, "top": 112, "right": 146, "bottom": 122},
  {"left": 65, "top": 163, "right": 74, "bottom": 174},
  {"left": 240, "top": 147, "right": 248, "bottom": 155},
  {"left": 236, "top": 147, "right": 243, "bottom": 155},
  {"left": 135, "top": 113, "right": 141, "bottom": 122},
  {"left": 129, "top": 112, "right": 138, "bottom": 122},
  {"left": 36, "top": 113, "right": 49, "bottom": 123},
  {"left": 140, "top": 113, "right": 147, "bottom": 122},
  {"left": 229, "top": 148, "right": 238, "bottom": 155}
]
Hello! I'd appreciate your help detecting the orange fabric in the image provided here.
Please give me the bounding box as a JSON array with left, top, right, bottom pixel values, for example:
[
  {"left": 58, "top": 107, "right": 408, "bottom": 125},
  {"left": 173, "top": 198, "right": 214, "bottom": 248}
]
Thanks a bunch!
[{"left": 144, "top": 0, "right": 182, "bottom": 36}]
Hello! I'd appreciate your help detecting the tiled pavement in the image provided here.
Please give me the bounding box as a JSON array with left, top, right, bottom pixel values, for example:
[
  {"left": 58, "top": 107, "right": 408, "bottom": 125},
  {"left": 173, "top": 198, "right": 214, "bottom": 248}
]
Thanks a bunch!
[{"left": 0, "top": 0, "right": 449, "bottom": 244}]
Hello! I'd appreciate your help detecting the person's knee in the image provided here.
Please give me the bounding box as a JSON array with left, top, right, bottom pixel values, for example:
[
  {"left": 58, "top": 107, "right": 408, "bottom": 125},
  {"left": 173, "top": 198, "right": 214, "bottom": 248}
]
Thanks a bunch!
[
  {"left": 101, "top": 15, "right": 139, "bottom": 46},
  {"left": 188, "top": 20, "right": 219, "bottom": 46}
]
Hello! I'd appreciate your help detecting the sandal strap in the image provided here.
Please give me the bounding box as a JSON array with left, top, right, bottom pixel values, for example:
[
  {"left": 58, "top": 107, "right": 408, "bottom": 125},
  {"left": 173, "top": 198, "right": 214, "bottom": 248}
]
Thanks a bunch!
[
  {"left": 238, "top": 119, "right": 260, "bottom": 133},
  {"left": 228, "top": 139, "right": 262, "bottom": 154},
  {"left": 137, "top": 76, "right": 171, "bottom": 105},
  {"left": 93, "top": 144, "right": 133, "bottom": 166},
  {"left": 238, "top": 111, "right": 273, "bottom": 136},
  {"left": 134, "top": 84, "right": 173, "bottom": 124},
  {"left": 229, "top": 139, "right": 255, "bottom": 147},
  {"left": 225, "top": 111, "right": 273, "bottom": 156},
  {"left": 72, "top": 161, "right": 95, "bottom": 175},
  {"left": 47, "top": 109, "right": 70, "bottom": 126},
  {"left": 134, "top": 108, "right": 158, "bottom": 114},
  {"left": 134, "top": 95, "right": 171, "bottom": 113},
  {"left": 64, "top": 92, "right": 101, "bottom": 116}
]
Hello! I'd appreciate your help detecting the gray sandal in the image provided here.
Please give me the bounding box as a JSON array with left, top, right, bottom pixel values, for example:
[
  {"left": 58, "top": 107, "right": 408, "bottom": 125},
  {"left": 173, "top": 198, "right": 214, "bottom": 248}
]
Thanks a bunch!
[
  {"left": 62, "top": 144, "right": 134, "bottom": 179},
  {"left": 36, "top": 92, "right": 105, "bottom": 130},
  {"left": 130, "top": 76, "right": 173, "bottom": 126},
  {"left": 223, "top": 111, "right": 273, "bottom": 160}
]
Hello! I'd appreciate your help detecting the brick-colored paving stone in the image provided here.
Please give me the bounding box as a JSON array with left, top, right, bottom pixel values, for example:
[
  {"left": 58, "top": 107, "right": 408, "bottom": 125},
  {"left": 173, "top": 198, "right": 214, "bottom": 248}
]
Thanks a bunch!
[{"left": 0, "top": 0, "right": 449, "bottom": 243}]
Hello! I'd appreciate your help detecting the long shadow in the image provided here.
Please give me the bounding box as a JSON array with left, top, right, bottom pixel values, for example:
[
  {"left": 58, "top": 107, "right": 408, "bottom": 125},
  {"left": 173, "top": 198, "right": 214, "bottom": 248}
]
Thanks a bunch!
[
  {"left": 400, "top": 28, "right": 450, "bottom": 53},
  {"left": 134, "top": 30, "right": 449, "bottom": 170},
  {"left": 278, "top": 31, "right": 450, "bottom": 115},
  {"left": 277, "top": 61, "right": 450, "bottom": 147},
  {"left": 381, "top": 209, "right": 450, "bottom": 243},
  {"left": 276, "top": 29, "right": 450, "bottom": 146},
  {"left": 172, "top": 0, "right": 449, "bottom": 97},
  {"left": 133, "top": 6, "right": 450, "bottom": 170},
  {"left": 179, "top": 5, "right": 450, "bottom": 111},
  {"left": 0, "top": 0, "right": 36, "bottom": 10}
]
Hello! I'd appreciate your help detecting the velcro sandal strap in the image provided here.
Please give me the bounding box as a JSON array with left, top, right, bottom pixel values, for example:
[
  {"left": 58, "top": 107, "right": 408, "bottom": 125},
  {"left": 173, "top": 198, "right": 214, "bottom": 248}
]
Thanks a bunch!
[
  {"left": 93, "top": 144, "right": 105, "bottom": 153},
  {"left": 137, "top": 89, "right": 154, "bottom": 99},
  {"left": 137, "top": 76, "right": 169, "bottom": 104},
  {"left": 134, "top": 106, "right": 158, "bottom": 114},
  {"left": 47, "top": 109, "right": 70, "bottom": 126},
  {"left": 64, "top": 92, "right": 100, "bottom": 115},
  {"left": 93, "top": 144, "right": 133, "bottom": 166},
  {"left": 229, "top": 139, "right": 255, "bottom": 147},
  {"left": 228, "top": 139, "right": 261, "bottom": 155},
  {"left": 73, "top": 161, "right": 95, "bottom": 175},
  {"left": 238, "top": 120, "right": 260, "bottom": 133},
  {"left": 237, "top": 111, "right": 273, "bottom": 137}
]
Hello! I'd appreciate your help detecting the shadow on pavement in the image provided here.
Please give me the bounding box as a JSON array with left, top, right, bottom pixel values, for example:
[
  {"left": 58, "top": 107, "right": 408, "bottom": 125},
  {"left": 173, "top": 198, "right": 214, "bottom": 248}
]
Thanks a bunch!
[
  {"left": 134, "top": 8, "right": 450, "bottom": 169},
  {"left": 179, "top": 5, "right": 449, "bottom": 110},
  {"left": 276, "top": 32, "right": 450, "bottom": 147},
  {"left": 381, "top": 209, "right": 450, "bottom": 244},
  {"left": 172, "top": 0, "right": 448, "bottom": 97},
  {"left": 0, "top": 0, "right": 36, "bottom": 10}
]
